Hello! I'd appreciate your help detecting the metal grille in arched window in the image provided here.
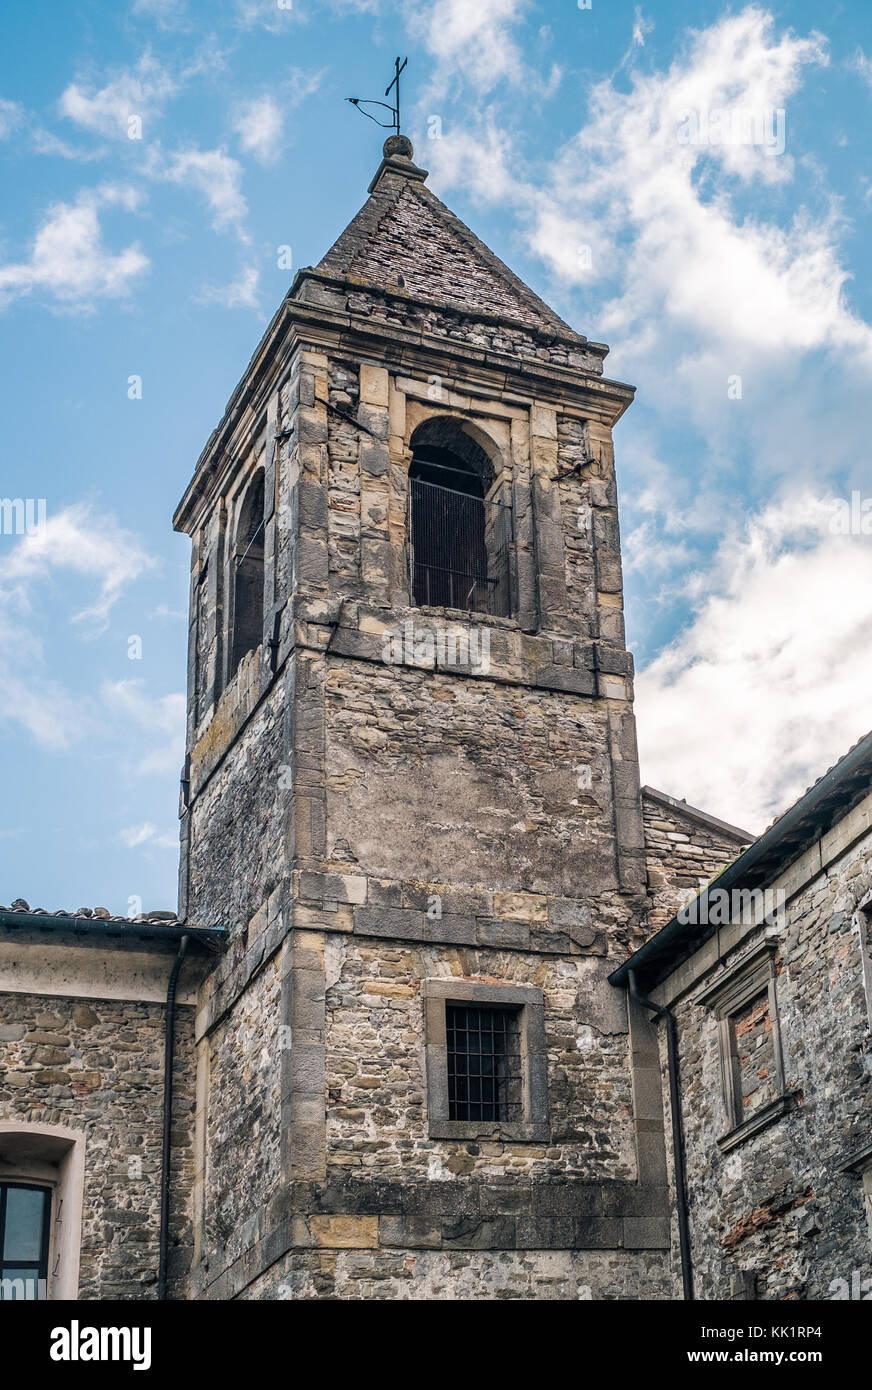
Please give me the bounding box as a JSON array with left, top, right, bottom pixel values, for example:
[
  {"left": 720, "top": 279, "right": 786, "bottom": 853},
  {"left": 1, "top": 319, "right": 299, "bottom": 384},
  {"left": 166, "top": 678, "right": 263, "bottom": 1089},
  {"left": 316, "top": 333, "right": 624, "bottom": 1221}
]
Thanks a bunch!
[{"left": 409, "top": 434, "right": 512, "bottom": 617}]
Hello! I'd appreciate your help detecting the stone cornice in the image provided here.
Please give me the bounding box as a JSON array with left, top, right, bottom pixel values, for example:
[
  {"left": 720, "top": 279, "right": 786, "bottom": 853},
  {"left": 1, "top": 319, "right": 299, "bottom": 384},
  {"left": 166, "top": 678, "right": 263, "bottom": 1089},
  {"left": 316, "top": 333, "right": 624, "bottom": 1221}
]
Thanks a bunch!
[{"left": 173, "top": 283, "right": 635, "bottom": 534}]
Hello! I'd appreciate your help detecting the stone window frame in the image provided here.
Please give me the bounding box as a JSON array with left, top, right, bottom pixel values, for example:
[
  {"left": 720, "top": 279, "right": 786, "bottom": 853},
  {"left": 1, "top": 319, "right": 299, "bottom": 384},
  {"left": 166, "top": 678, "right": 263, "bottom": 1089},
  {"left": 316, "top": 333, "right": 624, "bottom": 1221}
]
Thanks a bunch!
[
  {"left": 697, "top": 940, "right": 794, "bottom": 1153},
  {"left": 0, "top": 1123, "right": 85, "bottom": 1299},
  {"left": 841, "top": 1137, "right": 872, "bottom": 1245},
  {"left": 855, "top": 890, "right": 872, "bottom": 1035},
  {"left": 226, "top": 465, "right": 267, "bottom": 683},
  {"left": 422, "top": 979, "right": 549, "bottom": 1142}
]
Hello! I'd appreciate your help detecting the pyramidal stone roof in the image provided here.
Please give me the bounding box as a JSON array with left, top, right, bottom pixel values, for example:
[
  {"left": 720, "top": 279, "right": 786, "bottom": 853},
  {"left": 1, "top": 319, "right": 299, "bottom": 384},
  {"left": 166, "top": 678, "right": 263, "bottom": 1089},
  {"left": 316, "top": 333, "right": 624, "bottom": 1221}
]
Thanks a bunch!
[{"left": 313, "top": 134, "right": 580, "bottom": 340}]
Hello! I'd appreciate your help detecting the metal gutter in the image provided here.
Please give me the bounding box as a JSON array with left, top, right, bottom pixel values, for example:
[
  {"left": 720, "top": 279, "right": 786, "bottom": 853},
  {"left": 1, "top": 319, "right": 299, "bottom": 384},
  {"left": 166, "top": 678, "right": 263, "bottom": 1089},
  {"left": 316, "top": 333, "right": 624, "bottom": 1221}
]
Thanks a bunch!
[
  {"left": 628, "top": 969, "right": 694, "bottom": 1301},
  {"left": 158, "top": 933, "right": 189, "bottom": 1300},
  {"left": 0, "top": 910, "right": 226, "bottom": 950}
]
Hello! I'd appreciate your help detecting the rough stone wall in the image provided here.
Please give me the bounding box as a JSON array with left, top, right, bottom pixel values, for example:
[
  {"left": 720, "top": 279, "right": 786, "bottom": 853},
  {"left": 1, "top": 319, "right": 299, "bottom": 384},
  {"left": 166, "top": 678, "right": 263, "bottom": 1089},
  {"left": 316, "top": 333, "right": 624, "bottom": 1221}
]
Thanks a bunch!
[
  {"left": 323, "top": 659, "right": 624, "bottom": 912},
  {"left": 202, "top": 953, "right": 283, "bottom": 1260},
  {"left": 305, "top": 282, "right": 605, "bottom": 372},
  {"left": 0, "top": 992, "right": 195, "bottom": 1299},
  {"left": 325, "top": 938, "right": 635, "bottom": 1181},
  {"left": 642, "top": 791, "right": 751, "bottom": 934},
  {"left": 186, "top": 668, "right": 287, "bottom": 933},
  {"left": 240, "top": 1247, "right": 670, "bottom": 1301},
  {"left": 665, "top": 821, "right": 872, "bottom": 1300}
]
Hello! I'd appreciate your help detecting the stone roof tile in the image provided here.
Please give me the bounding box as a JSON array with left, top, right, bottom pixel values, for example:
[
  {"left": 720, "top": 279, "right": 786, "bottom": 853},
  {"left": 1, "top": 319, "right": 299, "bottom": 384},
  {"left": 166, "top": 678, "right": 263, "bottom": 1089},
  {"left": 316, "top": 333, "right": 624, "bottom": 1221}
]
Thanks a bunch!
[{"left": 315, "top": 137, "right": 580, "bottom": 338}]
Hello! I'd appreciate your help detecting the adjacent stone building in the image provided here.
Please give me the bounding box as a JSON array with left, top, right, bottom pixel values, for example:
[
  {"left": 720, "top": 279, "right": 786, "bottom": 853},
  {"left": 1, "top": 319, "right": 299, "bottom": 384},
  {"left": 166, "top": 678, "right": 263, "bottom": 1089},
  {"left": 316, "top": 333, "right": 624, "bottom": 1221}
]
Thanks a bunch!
[
  {"left": 613, "top": 734, "right": 872, "bottom": 1300},
  {"left": 0, "top": 907, "right": 221, "bottom": 1299},
  {"left": 0, "top": 136, "right": 868, "bottom": 1302}
]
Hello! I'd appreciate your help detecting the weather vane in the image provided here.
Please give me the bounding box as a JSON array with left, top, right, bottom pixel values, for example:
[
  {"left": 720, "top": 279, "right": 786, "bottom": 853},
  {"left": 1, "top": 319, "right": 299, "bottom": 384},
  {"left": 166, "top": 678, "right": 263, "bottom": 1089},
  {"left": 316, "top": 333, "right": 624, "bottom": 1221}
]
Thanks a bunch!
[{"left": 346, "top": 56, "right": 408, "bottom": 136}]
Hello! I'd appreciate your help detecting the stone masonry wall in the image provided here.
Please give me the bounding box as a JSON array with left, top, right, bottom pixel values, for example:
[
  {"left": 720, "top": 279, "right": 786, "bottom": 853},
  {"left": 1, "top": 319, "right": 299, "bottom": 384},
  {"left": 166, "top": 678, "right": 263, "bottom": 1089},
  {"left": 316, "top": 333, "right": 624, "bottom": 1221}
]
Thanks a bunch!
[
  {"left": 0, "top": 991, "right": 195, "bottom": 1299},
  {"left": 176, "top": 215, "right": 663, "bottom": 1298},
  {"left": 325, "top": 939, "right": 635, "bottom": 1181},
  {"left": 664, "top": 819, "right": 872, "bottom": 1299},
  {"left": 643, "top": 790, "right": 751, "bottom": 934},
  {"left": 240, "top": 1246, "right": 670, "bottom": 1301}
]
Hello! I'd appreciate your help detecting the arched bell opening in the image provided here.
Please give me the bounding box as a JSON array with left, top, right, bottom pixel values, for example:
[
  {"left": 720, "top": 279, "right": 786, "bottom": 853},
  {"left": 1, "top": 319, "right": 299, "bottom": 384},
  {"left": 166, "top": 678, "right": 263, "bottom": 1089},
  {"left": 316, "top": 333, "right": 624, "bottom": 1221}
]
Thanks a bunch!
[{"left": 408, "top": 419, "right": 512, "bottom": 617}]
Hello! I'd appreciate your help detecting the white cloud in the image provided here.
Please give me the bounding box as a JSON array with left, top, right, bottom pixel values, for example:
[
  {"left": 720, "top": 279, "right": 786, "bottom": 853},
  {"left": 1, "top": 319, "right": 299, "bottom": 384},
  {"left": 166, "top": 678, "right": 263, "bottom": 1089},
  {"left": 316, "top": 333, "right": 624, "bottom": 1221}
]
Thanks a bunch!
[
  {"left": 101, "top": 681, "right": 185, "bottom": 776},
  {"left": 0, "top": 503, "right": 160, "bottom": 751},
  {"left": 231, "top": 69, "right": 322, "bottom": 166},
  {"left": 60, "top": 54, "right": 176, "bottom": 139},
  {"left": 163, "top": 147, "right": 249, "bottom": 237},
  {"left": 118, "top": 821, "right": 178, "bottom": 850},
  {"left": 632, "top": 6, "right": 654, "bottom": 48},
  {"left": 0, "top": 500, "right": 157, "bottom": 629},
  {"left": 0, "top": 662, "right": 83, "bottom": 750},
  {"left": 430, "top": 9, "right": 871, "bottom": 371},
  {"left": 407, "top": 0, "right": 539, "bottom": 96},
  {"left": 0, "top": 97, "right": 24, "bottom": 140},
  {"left": 849, "top": 47, "right": 872, "bottom": 88},
  {"left": 197, "top": 263, "right": 260, "bottom": 308},
  {"left": 234, "top": 0, "right": 306, "bottom": 31},
  {"left": 30, "top": 129, "right": 105, "bottom": 162},
  {"left": 635, "top": 492, "right": 872, "bottom": 833},
  {"left": 132, "top": 0, "right": 189, "bottom": 28},
  {"left": 424, "top": 118, "right": 522, "bottom": 205},
  {"left": 234, "top": 95, "right": 284, "bottom": 164},
  {"left": 525, "top": 8, "right": 870, "bottom": 369},
  {"left": 0, "top": 185, "right": 148, "bottom": 311}
]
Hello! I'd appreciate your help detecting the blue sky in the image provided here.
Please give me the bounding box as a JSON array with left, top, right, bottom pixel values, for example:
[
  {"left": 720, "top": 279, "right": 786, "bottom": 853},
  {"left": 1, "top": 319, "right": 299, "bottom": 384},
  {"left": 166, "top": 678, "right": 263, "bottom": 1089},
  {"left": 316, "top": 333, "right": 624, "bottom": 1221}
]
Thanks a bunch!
[{"left": 2, "top": 0, "right": 872, "bottom": 915}]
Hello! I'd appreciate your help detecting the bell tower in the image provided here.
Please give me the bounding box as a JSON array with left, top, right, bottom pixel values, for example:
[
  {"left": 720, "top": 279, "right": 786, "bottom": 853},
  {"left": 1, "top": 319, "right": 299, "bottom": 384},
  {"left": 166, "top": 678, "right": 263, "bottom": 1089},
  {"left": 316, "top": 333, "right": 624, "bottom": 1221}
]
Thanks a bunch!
[{"left": 173, "top": 136, "right": 672, "bottom": 1300}]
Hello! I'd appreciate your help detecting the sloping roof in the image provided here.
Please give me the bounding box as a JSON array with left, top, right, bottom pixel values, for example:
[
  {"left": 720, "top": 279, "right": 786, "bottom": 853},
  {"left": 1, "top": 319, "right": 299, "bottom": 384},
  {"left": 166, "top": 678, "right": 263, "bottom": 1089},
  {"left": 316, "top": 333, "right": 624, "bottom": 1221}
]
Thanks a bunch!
[
  {"left": 314, "top": 136, "right": 580, "bottom": 338},
  {"left": 612, "top": 728, "right": 872, "bottom": 990},
  {"left": 642, "top": 786, "right": 754, "bottom": 844},
  {"left": 0, "top": 900, "right": 226, "bottom": 947}
]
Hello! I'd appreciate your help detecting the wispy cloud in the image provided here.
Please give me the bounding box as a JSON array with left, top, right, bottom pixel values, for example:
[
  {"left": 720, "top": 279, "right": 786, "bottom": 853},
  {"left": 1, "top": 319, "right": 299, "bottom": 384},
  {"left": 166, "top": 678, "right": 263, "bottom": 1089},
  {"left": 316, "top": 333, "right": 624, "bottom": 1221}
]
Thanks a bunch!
[
  {"left": 196, "top": 262, "right": 260, "bottom": 308},
  {"left": 162, "top": 146, "right": 249, "bottom": 237},
  {"left": 0, "top": 96, "right": 24, "bottom": 140},
  {"left": 406, "top": 0, "right": 557, "bottom": 99},
  {"left": 233, "top": 95, "right": 284, "bottom": 165},
  {"left": 0, "top": 504, "right": 160, "bottom": 750},
  {"left": 60, "top": 53, "right": 176, "bottom": 140},
  {"left": 132, "top": 0, "right": 191, "bottom": 29},
  {"left": 0, "top": 501, "right": 157, "bottom": 629},
  {"left": 635, "top": 492, "right": 872, "bottom": 831},
  {"left": 118, "top": 821, "right": 178, "bottom": 850},
  {"left": 101, "top": 681, "right": 185, "bottom": 776},
  {"left": 232, "top": 69, "right": 323, "bottom": 165},
  {"left": 848, "top": 47, "right": 872, "bottom": 88}
]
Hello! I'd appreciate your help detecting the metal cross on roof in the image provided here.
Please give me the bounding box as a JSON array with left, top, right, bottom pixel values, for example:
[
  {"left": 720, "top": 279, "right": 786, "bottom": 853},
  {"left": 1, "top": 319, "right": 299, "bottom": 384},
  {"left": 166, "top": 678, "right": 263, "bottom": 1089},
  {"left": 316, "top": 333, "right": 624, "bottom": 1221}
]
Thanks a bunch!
[{"left": 346, "top": 55, "right": 408, "bottom": 135}]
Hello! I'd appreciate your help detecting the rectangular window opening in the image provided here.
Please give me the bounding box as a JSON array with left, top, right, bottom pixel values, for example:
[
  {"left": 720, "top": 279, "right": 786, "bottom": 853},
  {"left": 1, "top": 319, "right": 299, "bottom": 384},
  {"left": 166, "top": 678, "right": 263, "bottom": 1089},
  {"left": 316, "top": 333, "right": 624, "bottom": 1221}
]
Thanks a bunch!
[
  {"left": 446, "top": 1003, "right": 522, "bottom": 1122},
  {"left": 0, "top": 1183, "right": 51, "bottom": 1300}
]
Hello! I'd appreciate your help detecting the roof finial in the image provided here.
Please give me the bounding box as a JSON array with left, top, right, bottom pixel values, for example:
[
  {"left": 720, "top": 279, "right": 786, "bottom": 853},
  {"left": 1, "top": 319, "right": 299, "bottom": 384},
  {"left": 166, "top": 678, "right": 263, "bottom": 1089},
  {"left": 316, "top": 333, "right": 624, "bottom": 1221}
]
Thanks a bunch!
[{"left": 346, "top": 55, "right": 408, "bottom": 137}]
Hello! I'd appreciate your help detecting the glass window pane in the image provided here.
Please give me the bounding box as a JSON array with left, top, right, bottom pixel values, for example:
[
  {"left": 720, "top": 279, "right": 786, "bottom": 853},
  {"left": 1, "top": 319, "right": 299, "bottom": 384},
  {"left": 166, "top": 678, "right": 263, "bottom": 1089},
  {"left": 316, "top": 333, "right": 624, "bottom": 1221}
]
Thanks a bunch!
[
  {"left": 3, "top": 1187, "right": 47, "bottom": 1262},
  {"left": 0, "top": 1267, "right": 44, "bottom": 1299}
]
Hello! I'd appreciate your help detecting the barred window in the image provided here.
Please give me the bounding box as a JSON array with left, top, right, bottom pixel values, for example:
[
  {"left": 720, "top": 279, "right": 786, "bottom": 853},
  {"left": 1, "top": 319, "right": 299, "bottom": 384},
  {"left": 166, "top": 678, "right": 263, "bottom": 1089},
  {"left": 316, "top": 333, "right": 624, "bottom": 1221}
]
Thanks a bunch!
[
  {"left": 446, "top": 1004, "right": 522, "bottom": 1122},
  {"left": 423, "top": 979, "right": 548, "bottom": 1141}
]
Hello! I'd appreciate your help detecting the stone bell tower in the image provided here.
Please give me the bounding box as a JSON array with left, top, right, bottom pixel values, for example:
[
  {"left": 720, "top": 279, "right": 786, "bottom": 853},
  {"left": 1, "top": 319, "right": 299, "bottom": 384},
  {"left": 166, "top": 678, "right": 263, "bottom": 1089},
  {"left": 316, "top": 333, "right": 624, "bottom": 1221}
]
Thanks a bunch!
[{"left": 173, "top": 136, "right": 673, "bottom": 1300}]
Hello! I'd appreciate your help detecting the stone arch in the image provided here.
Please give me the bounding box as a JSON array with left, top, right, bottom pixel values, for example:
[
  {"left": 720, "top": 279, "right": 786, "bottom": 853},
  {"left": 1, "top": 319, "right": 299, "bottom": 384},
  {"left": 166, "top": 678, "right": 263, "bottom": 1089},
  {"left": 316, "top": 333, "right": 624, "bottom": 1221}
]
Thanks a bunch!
[{"left": 408, "top": 416, "right": 512, "bottom": 617}]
